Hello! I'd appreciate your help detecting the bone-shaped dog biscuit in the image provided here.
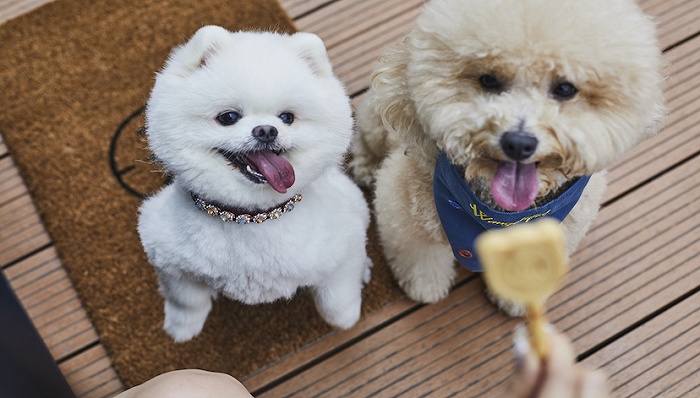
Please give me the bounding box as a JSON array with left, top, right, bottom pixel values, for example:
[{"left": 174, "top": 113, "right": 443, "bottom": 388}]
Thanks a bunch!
[{"left": 476, "top": 219, "right": 569, "bottom": 358}]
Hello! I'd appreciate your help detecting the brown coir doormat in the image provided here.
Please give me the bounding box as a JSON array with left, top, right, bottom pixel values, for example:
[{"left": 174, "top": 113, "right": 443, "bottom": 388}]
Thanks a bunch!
[{"left": 0, "top": 0, "right": 403, "bottom": 388}]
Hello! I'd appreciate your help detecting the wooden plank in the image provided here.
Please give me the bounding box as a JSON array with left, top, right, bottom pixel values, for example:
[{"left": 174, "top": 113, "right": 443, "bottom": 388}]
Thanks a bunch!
[
  {"left": 0, "top": 171, "right": 26, "bottom": 206},
  {"left": 655, "top": 1, "right": 700, "bottom": 50},
  {"left": 0, "top": 193, "right": 52, "bottom": 265},
  {"left": 243, "top": 295, "right": 417, "bottom": 391},
  {"left": 0, "top": 156, "right": 53, "bottom": 265},
  {"left": 0, "top": 0, "right": 55, "bottom": 23},
  {"left": 59, "top": 345, "right": 125, "bottom": 398},
  {"left": 640, "top": 0, "right": 687, "bottom": 15},
  {"left": 605, "top": 34, "right": 700, "bottom": 201},
  {"left": 278, "top": 0, "right": 330, "bottom": 20},
  {"left": 4, "top": 247, "right": 99, "bottom": 361},
  {"left": 244, "top": 265, "right": 474, "bottom": 392},
  {"left": 329, "top": 7, "right": 422, "bottom": 95},
  {"left": 615, "top": 323, "right": 699, "bottom": 397},
  {"left": 583, "top": 291, "right": 700, "bottom": 398},
  {"left": 330, "top": 285, "right": 508, "bottom": 397},
  {"left": 293, "top": 0, "right": 424, "bottom": 95},
  {"left": 0, "top": 156, "right": 29, "bottom": 205},
  {"left": 255, "top": 277, "right": 509, "bottom": 397},
  {"left": 639, "top": 0, "right": 699, "bottom": 50},
  {"left": 295, "top": 0, "right": 423, "bottom": 51},
  {"left": 554, "top": 155, "right": 700, "bottom": 342}
]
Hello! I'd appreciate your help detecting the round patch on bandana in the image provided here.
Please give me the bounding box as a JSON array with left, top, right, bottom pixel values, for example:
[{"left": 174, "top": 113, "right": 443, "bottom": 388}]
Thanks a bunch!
[{"left": 458, "top": 249, "right": 473, "bottom": 259}]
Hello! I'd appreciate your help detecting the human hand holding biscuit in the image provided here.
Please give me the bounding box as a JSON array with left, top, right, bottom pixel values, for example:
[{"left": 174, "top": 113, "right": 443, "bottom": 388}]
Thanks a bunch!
[
  {"left": 476, "top": 219, "right": 610, "bottom": 397},
  {"left": 509, "top": 326, "right": 610, "bottom": 398}
]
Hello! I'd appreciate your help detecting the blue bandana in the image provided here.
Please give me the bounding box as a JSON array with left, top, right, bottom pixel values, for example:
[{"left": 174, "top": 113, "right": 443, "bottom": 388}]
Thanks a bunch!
[{"left": 433, "top": 152, "right": 590, "bottom": 272}]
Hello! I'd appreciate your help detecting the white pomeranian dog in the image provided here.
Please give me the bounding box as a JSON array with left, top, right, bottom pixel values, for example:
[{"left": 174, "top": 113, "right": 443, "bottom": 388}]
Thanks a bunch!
[{"left": 138, "top": 26, "right": 372, "bottom": 342}]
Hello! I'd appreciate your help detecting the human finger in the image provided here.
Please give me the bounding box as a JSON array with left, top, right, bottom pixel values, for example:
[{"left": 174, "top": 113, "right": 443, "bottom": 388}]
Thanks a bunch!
[
  {"left": 537, "top": 331, "right": 577, "bottom": 397},
  {"left": 578, "top": 368, "right": 610, "bottom": 398},
  {"left": 509, "top": 324, "right": 542, "bottom": 397}
]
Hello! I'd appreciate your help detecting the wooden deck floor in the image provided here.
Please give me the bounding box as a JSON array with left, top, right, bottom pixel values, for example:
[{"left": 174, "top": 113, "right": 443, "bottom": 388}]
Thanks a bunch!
[{"left": 1, "top": 0, "right": 699, "bottom": 396}]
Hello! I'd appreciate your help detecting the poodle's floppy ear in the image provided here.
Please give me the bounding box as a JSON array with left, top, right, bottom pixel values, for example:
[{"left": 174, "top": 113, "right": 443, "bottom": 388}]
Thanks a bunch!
[
  {"left": 371, "top": 39, "right": 427, "bottom": 155},
  {"left": 164, "top": 25, "right": 229, "bottom": 75},
  {"left": 290, "top": 32, "right": 334, "bottom": 77}
]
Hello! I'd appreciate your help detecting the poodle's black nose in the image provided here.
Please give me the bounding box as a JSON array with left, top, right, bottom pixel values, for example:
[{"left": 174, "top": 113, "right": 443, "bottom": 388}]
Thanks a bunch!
[
  {"left": 500, "top": 132, "right": 538, "bottom": 161},
  {"left": 252, "top": 125, "right": 278, "bottom": 143}
]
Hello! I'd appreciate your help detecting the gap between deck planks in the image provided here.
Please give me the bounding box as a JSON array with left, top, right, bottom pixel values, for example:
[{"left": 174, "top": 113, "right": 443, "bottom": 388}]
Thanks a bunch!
[
  {"left": 0, "top": 0, "right": 698, "bottom": 397},
  {"left": 583, "top": 291, "right": 700, "bottom": 397}
]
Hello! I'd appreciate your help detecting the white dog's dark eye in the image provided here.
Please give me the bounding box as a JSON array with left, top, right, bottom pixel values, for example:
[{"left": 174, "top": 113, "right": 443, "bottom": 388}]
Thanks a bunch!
[
  {"left": 552, "top": 82, "right": 578, "bottom": 100},
  {"left": 279, "top": 112, "right": 295, "bottom": 125},
  {"left": 478, "top": 74, "right": 504, "bottom": 92},
  {"left": 216, "top": 111, "right": 242, "bottom": 126}
]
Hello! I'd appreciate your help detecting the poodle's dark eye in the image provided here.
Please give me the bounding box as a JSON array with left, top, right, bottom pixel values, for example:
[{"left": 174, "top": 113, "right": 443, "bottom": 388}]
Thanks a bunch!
[
  {"left": 216, "top": 111, "right": 241, "bottom": 126},
  {"left": 552, "top": 82, "right": 578, "bottom": 100},
  {"left": 279, "top": 112, "right": 295, "bottom": 125},
  {"left": 478, "top": 74, "right": 504, "bottom": 92}
]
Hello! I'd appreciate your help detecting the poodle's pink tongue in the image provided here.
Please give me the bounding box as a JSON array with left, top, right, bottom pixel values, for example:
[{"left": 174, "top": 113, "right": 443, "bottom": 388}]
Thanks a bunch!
[
  {"left": 490, "top": 161, "right": 538, "bottom": 211},
  {"left": 245, "top": 150, "right": 295, "bottom": 194}
]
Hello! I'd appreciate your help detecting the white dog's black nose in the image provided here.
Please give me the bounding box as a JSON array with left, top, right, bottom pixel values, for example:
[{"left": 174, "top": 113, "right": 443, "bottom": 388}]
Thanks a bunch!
[
  {"left": 252, "top": 125, "right": 278, "bottom": 143},
  {"left": 500, "top": 132, "right": 538, "bottom": 161}
]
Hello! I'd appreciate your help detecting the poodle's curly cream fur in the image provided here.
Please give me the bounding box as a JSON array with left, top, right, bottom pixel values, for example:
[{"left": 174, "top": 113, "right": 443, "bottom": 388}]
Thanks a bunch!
[{"left": 351, "top": 0, "right": 665, "bottom": 311}]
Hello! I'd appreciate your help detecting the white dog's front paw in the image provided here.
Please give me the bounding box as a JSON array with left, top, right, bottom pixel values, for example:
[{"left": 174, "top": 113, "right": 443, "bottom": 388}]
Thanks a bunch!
[
  {"left": 163, "top": 300, "right": 211, "bottom": 342},
  {"left": 328, "top": 307, "right": 361, "bottom": 330},
  {"left": 393, "top": 257, "right": 456, "bottom": 304},
  {"left": 314, "top": 286, "right": 362, "bottom": 330},
  {"left": 319, "top": 298, "right": 361, "bottom": 330},
  {"left": 485, "top": 289, "right": 526, "bottom": 317}
]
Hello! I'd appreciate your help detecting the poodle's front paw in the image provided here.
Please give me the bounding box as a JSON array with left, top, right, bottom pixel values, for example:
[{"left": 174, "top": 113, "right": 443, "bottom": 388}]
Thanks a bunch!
[
  {"left": 383, "top": 240, "right": 457, "bottom": 304},
  {"left": 163, "top": 300, "right": 211, "bottom": 342},
  {"left": 392, "top": 255, "right": 456, "bottom": 304},
  {"left": 485, "top": 289, "right": 526, "bottom": 317},
  {"left": 400, "top": 277, "right": 452, "bottom": 304}
]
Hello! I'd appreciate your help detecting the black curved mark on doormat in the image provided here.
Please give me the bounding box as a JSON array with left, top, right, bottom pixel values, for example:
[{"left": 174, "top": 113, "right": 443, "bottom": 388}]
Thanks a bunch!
[{"left": 108, "top": 106, "right": 148, "bottom": 199}]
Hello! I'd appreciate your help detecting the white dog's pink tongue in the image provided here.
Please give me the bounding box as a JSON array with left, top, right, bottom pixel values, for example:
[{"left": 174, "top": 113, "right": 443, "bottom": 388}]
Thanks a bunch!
[
  {"left": 490, "top": 161, "right": 538, "bottom": 211},
  {"left": 245, "top": 150, "right": 295, "bottom": 194}
]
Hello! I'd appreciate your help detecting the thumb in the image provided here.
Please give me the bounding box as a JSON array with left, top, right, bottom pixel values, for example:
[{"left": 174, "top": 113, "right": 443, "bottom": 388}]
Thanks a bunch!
[{"left": 509, "top": 324, "right": 542, "bottom": 397}]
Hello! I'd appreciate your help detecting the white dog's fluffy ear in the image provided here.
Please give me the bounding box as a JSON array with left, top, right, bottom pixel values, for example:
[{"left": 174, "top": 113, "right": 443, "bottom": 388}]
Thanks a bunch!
[
  {"left": 164, "top": 25, "right": 230, "bottom": 75},
  {"left": 290, "top": 32, "right": 333, "bottom": 77}
]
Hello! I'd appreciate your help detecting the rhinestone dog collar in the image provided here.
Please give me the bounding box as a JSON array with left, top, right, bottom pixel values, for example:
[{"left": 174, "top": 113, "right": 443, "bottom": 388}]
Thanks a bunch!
[{"left": 191, "top": 192, "right": 302, "bottom": 224}]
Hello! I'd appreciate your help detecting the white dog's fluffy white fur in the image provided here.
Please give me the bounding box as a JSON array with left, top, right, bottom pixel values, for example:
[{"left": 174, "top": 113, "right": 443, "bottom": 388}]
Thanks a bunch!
[
  {"left": 351, "top": 0, "right": 665, "bottom": 311},
  {"left": 138, "top": 26, "right": 372, "bottom": 342}
]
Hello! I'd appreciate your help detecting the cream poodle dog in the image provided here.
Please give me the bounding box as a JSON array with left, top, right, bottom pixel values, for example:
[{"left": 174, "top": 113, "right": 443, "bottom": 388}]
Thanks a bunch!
[{"left": 351, "top": 0, "right": 665, "bottom": 312}]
